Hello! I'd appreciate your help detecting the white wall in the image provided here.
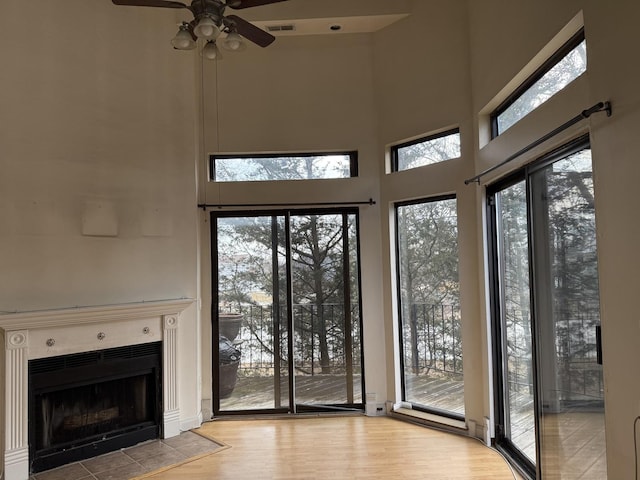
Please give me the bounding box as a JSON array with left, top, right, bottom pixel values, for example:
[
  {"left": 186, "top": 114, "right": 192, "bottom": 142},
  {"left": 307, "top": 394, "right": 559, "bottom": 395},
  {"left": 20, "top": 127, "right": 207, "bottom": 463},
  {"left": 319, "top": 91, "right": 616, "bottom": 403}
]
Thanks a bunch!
[
  {"left": 372, "top": 0, "right": 485, "bottom": 426},
  {"left": 0, "top": 0, "right": 202, "bottom": 430}
]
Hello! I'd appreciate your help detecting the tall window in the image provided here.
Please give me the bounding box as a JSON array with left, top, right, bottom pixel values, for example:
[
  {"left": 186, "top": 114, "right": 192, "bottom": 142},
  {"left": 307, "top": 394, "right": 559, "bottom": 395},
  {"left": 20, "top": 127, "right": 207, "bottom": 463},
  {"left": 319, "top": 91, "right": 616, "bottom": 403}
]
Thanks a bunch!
[
  {"left": 391, "top": 129, "right": 461, "bottom": 172},
  {"left": 396, "top": 196, "right": 464, "bottom": 417},
  {"left": 492, "top": 29, "right": 587, "bottom": 136},
  {"left": 211, "top": 152, "right": 357, "bottom": 182}
]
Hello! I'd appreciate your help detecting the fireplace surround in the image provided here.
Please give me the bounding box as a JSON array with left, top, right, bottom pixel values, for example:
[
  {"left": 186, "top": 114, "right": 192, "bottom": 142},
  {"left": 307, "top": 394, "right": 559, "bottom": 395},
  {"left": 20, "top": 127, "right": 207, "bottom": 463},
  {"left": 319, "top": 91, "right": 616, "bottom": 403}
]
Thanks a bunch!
[{"left": 0, "top": 298, "right": 193, "bottom": 480}]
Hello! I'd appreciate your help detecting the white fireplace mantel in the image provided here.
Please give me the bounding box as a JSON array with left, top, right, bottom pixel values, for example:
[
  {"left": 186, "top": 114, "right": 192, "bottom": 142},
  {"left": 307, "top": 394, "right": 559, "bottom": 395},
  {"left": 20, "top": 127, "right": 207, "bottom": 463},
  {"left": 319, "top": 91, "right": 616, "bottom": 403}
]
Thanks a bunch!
[{"left": 0, "top": 298, "right": 194, "bottom": 480}]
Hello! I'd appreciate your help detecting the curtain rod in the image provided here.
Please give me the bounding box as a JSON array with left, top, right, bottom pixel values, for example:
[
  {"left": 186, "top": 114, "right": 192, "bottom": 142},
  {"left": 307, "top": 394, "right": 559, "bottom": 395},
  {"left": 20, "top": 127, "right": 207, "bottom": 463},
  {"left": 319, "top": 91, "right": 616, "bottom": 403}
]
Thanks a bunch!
[
  {"left": 464, "top": 101, "right": 612, "bottom": 185},
  {"left": 198, "top": 198, "right": 376, "bottom": 210}
]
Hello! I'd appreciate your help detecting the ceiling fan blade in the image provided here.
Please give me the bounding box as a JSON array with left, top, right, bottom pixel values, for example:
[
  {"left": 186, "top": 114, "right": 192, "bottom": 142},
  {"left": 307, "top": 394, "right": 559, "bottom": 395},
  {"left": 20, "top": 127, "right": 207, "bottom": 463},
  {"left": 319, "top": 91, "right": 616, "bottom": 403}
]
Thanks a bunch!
[
  {"left": 112, "top": 0, "right": 190, "bottom": 9},
  {"left": 226, "top": 14, "right": 275, "bottom": 47},
  {"left": 227, "top": 0, "right": 287, "bottom": 10}
]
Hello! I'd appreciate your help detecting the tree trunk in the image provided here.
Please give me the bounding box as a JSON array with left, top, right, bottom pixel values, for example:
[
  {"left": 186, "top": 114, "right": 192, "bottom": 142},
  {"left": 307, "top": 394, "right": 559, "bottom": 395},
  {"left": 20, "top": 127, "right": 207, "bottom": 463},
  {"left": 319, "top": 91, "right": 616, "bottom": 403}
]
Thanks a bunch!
[{"left": 310, "top": 216, "right": 331, "bottom": 374}]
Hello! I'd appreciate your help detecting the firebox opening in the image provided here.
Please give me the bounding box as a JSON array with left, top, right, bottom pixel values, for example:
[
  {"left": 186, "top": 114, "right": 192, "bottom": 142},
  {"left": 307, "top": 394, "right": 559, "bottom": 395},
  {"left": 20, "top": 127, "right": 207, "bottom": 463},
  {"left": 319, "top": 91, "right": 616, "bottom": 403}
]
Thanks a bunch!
[{"left": 29, "top": 342, "right": 162, "bottom": 474}]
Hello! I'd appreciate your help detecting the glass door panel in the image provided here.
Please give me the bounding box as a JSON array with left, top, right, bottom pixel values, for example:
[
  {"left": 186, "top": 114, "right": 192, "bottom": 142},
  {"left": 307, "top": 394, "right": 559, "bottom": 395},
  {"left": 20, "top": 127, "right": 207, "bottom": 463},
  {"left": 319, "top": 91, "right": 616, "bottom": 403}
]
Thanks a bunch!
[
  {"left": 531, "top": 148, "right": 607, "bottom": 478},
  {"left": 289, "top": 212, "right": 362, "bottom": 409},
  {"left": 215, "top": 215, "right": 290, "bottom": 412},
  {"left": 495, "top": 181, "right": 536, "bottom": 462}
]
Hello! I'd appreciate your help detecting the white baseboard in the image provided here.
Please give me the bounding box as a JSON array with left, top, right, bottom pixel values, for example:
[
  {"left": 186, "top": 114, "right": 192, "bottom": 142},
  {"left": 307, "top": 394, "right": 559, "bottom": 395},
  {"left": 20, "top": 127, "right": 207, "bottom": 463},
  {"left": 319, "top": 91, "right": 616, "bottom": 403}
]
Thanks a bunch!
[{"left": 180, "top": 415, "right": 203, "bottom": 432}]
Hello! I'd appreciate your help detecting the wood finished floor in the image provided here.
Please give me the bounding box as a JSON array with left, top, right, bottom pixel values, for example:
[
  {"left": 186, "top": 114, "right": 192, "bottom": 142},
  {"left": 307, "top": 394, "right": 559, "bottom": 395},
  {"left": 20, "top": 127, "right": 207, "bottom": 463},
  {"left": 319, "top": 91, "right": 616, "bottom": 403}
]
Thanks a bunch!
[
  {"left": 221, "top": 375, "right": 605, "bottom": 478},
  {"left": 140, "top": 416, "right": 521, "bottom": 480}
]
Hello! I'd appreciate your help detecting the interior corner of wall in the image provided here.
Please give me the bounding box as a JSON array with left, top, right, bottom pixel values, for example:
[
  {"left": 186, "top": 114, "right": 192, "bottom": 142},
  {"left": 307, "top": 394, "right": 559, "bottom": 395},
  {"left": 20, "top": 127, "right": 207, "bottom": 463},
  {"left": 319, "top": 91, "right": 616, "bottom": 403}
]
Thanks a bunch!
[
  {"left": 201, "top": 398, "right": 213, "bottom": 422},
  {"left": 477, "top": 113, "right": 492, "bottom": 150},
  {"left": 0, "top": 330, "right": 4, "bottom": 468},
  {"left": 383, "top": 145, "right": 392, "bottom": 175},
  {"left": 179, "top": 416, "right": 202, "bottom": 433}
]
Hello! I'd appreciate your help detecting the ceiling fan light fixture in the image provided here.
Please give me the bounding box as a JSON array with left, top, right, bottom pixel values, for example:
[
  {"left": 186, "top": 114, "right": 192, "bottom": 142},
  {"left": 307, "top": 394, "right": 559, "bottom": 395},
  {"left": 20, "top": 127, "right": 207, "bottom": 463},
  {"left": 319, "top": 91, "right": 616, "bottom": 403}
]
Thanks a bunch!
[
  {"left": 222, "top": 31, "right": 245, "bottom": 51},
  {"left": 194, "top": 16, "right": 221, "bottom": 39},
  {"left": 171, "top": 25, "right": 196, "bottom": 50},
  {"left": 111, "top": 0, "right": 278, "bottom": 53},
  {"left": 202, "top": 40, "right": 220, "bottom": 60}
]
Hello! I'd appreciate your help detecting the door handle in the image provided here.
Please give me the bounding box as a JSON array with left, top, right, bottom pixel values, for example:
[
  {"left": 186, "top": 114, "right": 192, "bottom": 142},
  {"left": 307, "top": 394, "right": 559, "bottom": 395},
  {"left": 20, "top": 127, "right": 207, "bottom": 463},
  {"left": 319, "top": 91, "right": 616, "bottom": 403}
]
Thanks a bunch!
[{"left": 596, "top": 325, "right": 603, "bottom": 365}]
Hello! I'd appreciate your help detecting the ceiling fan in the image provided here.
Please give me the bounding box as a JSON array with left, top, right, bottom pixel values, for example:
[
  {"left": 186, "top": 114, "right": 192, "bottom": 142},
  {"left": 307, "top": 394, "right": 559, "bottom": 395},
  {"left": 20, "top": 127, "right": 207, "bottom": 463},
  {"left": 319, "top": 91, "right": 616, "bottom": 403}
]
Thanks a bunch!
[{"left": 112, "top": 0, "right": 288, "bottom": 59}]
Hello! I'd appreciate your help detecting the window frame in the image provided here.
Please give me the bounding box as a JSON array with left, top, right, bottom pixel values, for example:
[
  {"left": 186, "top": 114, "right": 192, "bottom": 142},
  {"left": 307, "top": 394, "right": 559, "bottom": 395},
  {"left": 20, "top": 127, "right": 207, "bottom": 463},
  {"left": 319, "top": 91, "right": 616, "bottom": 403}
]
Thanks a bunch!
[
  {"left": 390, "top": 128, "right": 461, "bottom": 172},
  {"left": 211, "top": 207, "right": 366, "bottom": 415},
  {"left": 209, "top": 151, "right": 358, "bottom": 182},
  {"left": 394, "top": 193, "right": 464, "bottom": 421},
  {"left": 490, "top": 28, "right": 586, "bottom": 138}
]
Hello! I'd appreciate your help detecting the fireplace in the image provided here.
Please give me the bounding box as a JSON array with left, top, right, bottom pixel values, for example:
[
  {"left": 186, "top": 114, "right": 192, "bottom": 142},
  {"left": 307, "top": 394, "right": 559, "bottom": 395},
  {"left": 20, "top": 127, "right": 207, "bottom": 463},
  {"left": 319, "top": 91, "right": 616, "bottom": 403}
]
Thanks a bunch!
[
  {"left": 0, "top": 298, "right": 193, "bottom": 480},
  {"left": 29, "top": 343, "right": 162, "bottom": 473}
]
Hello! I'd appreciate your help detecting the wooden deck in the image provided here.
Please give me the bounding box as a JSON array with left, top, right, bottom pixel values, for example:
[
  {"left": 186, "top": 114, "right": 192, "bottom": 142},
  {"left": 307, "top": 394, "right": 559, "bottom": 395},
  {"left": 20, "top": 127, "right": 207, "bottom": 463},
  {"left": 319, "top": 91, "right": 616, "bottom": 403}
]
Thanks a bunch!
[
  {"left": 404, "top": 373, "right": 465, "bottom": 414},
  {"left": 219, "top": 374, "right": 363, "bottom": 411},
  {"left": 219, "top": 374, "right": 464, "bottom": 412}
]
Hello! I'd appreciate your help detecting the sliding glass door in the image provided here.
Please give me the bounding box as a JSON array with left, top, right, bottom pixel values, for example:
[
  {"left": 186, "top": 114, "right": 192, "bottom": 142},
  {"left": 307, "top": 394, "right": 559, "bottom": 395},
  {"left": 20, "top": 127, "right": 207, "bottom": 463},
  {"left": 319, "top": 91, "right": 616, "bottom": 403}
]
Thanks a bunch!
[
  {"left": 488, "top": 136, "right": 606, "bottom": 478},
  {"left": 212, "top": 209, "right": 363, "bottom": 414}
]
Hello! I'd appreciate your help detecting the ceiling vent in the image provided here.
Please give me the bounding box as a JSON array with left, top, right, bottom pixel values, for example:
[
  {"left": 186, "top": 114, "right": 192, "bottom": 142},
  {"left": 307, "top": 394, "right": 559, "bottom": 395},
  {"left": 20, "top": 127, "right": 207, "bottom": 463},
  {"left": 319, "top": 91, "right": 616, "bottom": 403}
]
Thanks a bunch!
[{"left": 266, "top": 24, "right": 296, "bottom": 32}]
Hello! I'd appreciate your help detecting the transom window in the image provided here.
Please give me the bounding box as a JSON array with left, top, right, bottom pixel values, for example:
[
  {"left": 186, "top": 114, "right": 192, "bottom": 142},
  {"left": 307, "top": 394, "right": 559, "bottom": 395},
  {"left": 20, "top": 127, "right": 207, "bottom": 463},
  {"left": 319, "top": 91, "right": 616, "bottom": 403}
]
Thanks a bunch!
[
  {"left": 491, "top": 29, "right": 587, "bottom": 137},
  {"left": 210, "top": 152, "right": 357, "bottom": 182},
  {"left": 391, "top": 128, "right": 461, "bottom": 172}
]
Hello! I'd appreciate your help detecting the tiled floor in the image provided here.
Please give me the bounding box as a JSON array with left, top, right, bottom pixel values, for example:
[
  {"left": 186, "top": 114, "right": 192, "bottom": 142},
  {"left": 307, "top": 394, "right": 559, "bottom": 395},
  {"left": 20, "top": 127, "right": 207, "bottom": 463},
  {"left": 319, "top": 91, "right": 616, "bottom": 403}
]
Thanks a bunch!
[{"left": 31, "top": 430, "right": 223, "bottom": 480}]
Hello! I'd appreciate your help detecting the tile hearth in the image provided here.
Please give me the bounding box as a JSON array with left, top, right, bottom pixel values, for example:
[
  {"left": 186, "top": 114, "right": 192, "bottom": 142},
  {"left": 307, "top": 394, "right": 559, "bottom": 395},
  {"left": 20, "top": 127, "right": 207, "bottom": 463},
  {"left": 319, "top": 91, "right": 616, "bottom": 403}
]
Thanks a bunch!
[{"left": 31, "top": 430, "right": 222, "bottom": 480}]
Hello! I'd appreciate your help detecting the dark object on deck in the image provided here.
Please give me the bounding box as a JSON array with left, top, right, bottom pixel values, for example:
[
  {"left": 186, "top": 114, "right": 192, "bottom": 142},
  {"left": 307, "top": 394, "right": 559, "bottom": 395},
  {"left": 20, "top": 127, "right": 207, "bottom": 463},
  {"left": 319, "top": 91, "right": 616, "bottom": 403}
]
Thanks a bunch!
[
  {"left": 219, "top": 336, "right": 241, "bottom": 398},
  {"left": 219, "top": 313, "right": 243, "bottom": 341}
]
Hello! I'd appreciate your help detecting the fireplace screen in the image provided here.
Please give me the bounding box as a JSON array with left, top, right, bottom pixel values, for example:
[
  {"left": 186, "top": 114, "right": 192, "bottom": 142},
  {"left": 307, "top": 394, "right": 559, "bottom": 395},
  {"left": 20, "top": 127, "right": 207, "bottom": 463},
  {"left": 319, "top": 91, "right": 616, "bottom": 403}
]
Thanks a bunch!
[
  {"left": 36, "top": 374, "right": 154, "bottom": 450},
  {"left": 29, "top": 343, "right": 162, "bottom": 473}
]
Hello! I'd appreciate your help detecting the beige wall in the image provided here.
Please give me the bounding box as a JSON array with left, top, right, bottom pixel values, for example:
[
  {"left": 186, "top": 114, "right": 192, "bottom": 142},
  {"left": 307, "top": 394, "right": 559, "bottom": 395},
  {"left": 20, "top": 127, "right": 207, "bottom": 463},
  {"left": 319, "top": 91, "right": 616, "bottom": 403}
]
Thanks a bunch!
[
  {"left": 579, "top": 3, "right": 640, "bottom": 479},
  {"left": 372, "top": 0, "right": 484, "bottom": 425},
  {"left": 198, "top": 32, "right": 385, "bottom": 412},
  {"left": 0, "top": 0, "right": 202, "bottom": 429}
]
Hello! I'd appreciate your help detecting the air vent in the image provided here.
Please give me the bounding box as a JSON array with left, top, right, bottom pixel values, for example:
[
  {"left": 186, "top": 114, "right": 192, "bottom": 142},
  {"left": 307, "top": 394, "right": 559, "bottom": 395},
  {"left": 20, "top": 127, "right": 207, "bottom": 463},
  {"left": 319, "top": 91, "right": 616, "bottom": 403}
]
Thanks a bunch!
[
  {"left": 30, "top": 342, "right": 162, "bottom": 374},
  {"left": 266, "top": 24, "right": 295, "bottom": 32}
]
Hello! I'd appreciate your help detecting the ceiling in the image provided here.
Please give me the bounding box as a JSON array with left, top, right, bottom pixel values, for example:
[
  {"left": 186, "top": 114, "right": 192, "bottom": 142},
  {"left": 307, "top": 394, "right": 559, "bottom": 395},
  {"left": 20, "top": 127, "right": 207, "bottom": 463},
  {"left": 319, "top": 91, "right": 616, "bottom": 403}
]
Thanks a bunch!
[
  {"left": 240, "top": 0, "right": 411, "bottom": 36},
  {"left": 252, "top": 14, "right": 409, "bottom": 36}
]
